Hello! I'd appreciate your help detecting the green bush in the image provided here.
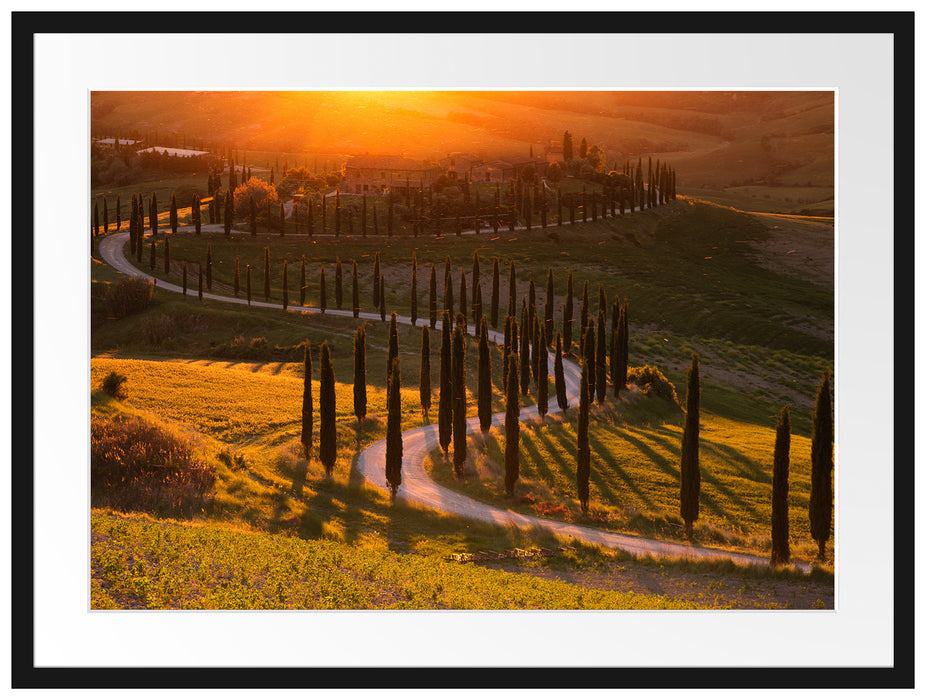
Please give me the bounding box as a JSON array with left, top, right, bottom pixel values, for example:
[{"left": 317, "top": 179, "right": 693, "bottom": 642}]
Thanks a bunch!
[
  {"left": 101, "top": 370, "right": 128, "bottom": 399},
  {"left": 627, "top": 365, "right": 680, "bottom": 405},
  {"left": 104, "top": 277, "right": 153, "bottom": 319},
  {"left": 142, "top": 315, "right": 176, "bottom": 346}
]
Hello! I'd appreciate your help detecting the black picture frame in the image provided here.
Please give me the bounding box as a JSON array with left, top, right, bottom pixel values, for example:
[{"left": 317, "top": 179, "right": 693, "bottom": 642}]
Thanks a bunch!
[{"left": 11, "top": 9, "right": 914, "bottom": 691}]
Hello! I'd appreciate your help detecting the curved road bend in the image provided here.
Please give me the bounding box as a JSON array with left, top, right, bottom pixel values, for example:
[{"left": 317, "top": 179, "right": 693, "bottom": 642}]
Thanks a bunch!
[{"left": 99, "top": 231, "right": 809, "bottom": 573}]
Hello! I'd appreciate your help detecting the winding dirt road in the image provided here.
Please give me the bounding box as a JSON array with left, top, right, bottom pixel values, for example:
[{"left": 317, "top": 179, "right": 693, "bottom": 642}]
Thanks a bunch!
[{"left": 99, "top": 229, "right": 807, "bottom": 572}]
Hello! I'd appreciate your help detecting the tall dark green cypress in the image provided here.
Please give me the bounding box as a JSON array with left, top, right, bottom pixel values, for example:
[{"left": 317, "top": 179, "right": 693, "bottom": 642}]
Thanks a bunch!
[
  {"left": 502, "top": 314, "right": 513, "bottom": 391},
  {"left": 420, "top": 326, "right": 432, "bottom": 421},
  {"left": 580, "top": 280, "right": 589, "bottom": 339},
  {"left": 438, "top": 311, "right": 453, "bottom": 455},
  {"left": 490, "top": 257, "right": 500, "bottom": 328},
  {"left": 163, "top": 235, "right": 171, "bottom": 274},
  {"left": 680, "top": 354, "right": 701, "bottom": 540},
  {"left": 458, "top": 270, "right": 467, "bottom": 327},
  {"left": 410, "top": 253, "right": 418, "bottom": 326},
  {"left": 531, "top": 315, "right": 542, "bottom": 384},
  {"left": 373, "top": 252, "right": 381, "bottom": 308},
  {"left": 472, "top": 276, "right": 483, "bottom": 332},
  {"left": 319, "top": 341, "right": 336, "bottom": 478},
  {"left": 582, "top": 325, "right": 595, "bottom": 399},
  {"left": 443, "top": 258, "right": 454, "bottom": 319},
  {"left": 477, "top": 317, "right": 492, "bottom": 432},
  {"left": 537, "top": 330, "right": 548, "bottom": 422},
  {"left": 169, "top": 193, "right": 178, "bottom": 235},
  {"left": 810, "top": 371, "right": 834, "bottom": 561},
  {"left": 233, "top": 257, "right": 240, "bottom": 297},
  {"left": 149, "top": 192, "right": 158, "bottom": 238},
  {"left": 576, "top": 358, "right": 590, "bottom": 514},
  {"left": 429, "top": 264, "right": 437, "bottom": 328},
  {"left": 223, "top": 189, "right": 233, "bottom": 238},
  {"left": 554, "top": 331, "right": 568, "bottom": 411},
  {"left": 335, "top": 258, "right": 343, "bottom": 309},
  {"left": 544, "top": 268, "right": 555, "bottom": 346},
  {"left": 771, "top": 405, "right": 791, "bottom": 566},
  {"left": 320, "top": 267, "right": 327, "bottom": 312},
  {"left": 519, "top": 301, "right": 531, "bottom": 396},
  {"left": 452, "top": 316, "right": 467, "bottom": 477},
  {"left": 301, "top": 341, "right": 313, "bottom": 459},
  {"left": 614, "top": 302, "right": 629, "bottom": 397},
  {"left": 115, "top": 194, "right": 121, "bottom": 232},
  {"left": 504, "top": 353, "right": 520, "bottom": 497},
  {"left": 379, "top": 275, "right": 386, "bottom": 322},
  {"left": 595, "top": 306, "right": 607, "bottom": 404},
  {"left": 351, "top": 260, "right": 360, "bottom": 318},
  {"left": 263, "top": 247, "right": 270, "bottom": 301},
  {"left": 385, "top": 355, "right": 403, "bottom": 502},
  {"left": 353, "top": 326, "right": 367, "bottom": 423},
  {"left": 388, "top": 312, "right": 399, "bottom": 383},
  {"left": 564, "top": 270, "right": 574, "bottom": 354}
]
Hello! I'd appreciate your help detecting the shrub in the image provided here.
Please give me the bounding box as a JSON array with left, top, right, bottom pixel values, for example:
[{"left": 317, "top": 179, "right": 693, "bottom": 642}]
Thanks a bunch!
[
  {"left": 100, "top": 370, "right": 128, "bottom": 399},
  {"left": 627, "top": 365, "right": 680, "bottom": 405},
  {"left": 90, "top": 414, "right": 215, "bottom": 518},
  {"left": 233, "top": 178, "right": 278, "bottom": 214},
  {"left": 142, "top": 315, "right": 176, "bottom": 346},
  {"left": 104, "top": 277, "right": 153, "bottom": 319}
]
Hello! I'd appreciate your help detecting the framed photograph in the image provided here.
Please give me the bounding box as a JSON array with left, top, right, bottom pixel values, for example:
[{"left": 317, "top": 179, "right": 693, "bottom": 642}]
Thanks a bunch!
[{"left": 12, "top": 8, "right": 913, "bottom": 691}]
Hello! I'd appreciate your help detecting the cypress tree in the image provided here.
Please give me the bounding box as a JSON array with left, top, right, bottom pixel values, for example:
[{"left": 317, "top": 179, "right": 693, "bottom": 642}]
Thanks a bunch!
[
  {"left": 507, "top": 260, "right": 517, "bottom": 318},
  {"left": 596, "top": 306, "right": 607, "bottom": 404},
  {"left": 576, "top": 358, "right": 590, "bottom": 515},
  {"left": 282, "top": 261, "right": 289, "bottom": 310},
  {"left": 249, "top": 195, "right": 257, "bottom": 237},
  {"left": 452, "top": 317, "right": 467, "bottom": 477},
  {"left": 420, "top": 326, "right": 432, "bottom": 421},
  {"left": 353, "top": 326, "right": 367, "bottom": 423},
  {"left": 373, "top": 252, "right": 381, "bottom": 308},
  {"left": 320, "top": 267, "right": 327, "bottom": 312},
  {"left": 458, "top": 270, "right": 467, "bottom": 327},
  {"left": 263, "top": 247, "right": 270, "bottom": 301},
  {"left": 504, "top": 353, "right": 520, "bottom": 497},
  {"left": 388, "top": 312, "right": 399, "bottom": 383},
  {"left": 619, "top": 302, "right": 629, "bottom": 392},
  {"left": 233, "top": 257, "right": 240, "bottom": 297},
  {"left": 810, "top": 371, "right": 834, "bottom": 561},
  {"left": 410, "top": 253, "right": 418, "bottom": 326},
  {"left": 170, "top": 193, "right": 178, "bottom": 235},
  {"left": 614, "top": 303, "right": 628, "bottom": 398},
  {"left": 115, "top": 194, "right": 121, "bottom": 232},
  {"left": 519, "top": 301, "right": 531, "bottom": 396},
  {"left": 206, "top": 243, "right": 212, "bottom": 290},
  {"left": 163, "top": 235, "right": 171, "bottom": 274},
  {"left": 429, "top": 264, "right": 437, "bottom": 328},
  {"left": 490, "top": 257, "right": 500, "bottom": 328},
  {"left": 352, "top": 260, "right": 360, "bottom": 318},
  {"left": 335, "top": 258, "right": 343, "bottom": 309},
  {"left": 149, "top": 193, "right": 158, "bottom": 238},
  {"left": 101, "top": 197, "right": 108, "bottom": 233},
  {"left": 438, "top": 311, "right": 453, "bottom": 455},
  {"left": 528, "top": 278, "right": 536, "bottom": 324},
  {"left": 471, "top": 252, "right": 480, "bottom": 316},
  {"left": 319, "top": 341, "right": 336, "bottom": 478},
  {"left": 564, "top": 270, "right": 574, "bottom": 354},
  {"left": 385, "top": 355, "right": 403, "bottom": 502},
  {"left": 300, "top": 256, "right": 306, "bottom": 307},
  {"left": 771, "top": 405, "right": 792, "bottom": 566},
  {"left": 149, "top": 237, "right": 156, "bottom": 270},
  {"left": 554, "top": 331, "right": 568, "bottom": 411},
  {"left": 544, "top": 268, "right": 555, "bottom": 346},
  {"left": 502, "top": 314, "right": 513, "bottom": 391},
  {"left": 443, "top": 258, "right": 453, "bottom": 318},
  {"left": 532, "top": 316, "right": 542, "bottom": 384},
  {"left": 246, "top": 264, "right": 252, "bottom": 306},
  {"left": 301, "top": 342, "right": 313, "bottom": 459},
  {"left": 473, "top": 276, "right": 483, "bottom": 332},
  {"left": 182, "top": 261, "right": 187, "bottom": 295},
  {"left": 680, "top": 354, "right": 701, "bottom": 540},
  {"left": 308, "top": 199, "right": 314, "bottom": 239},
  {"left": 279, "top": 201, "right": 285, "bottom": 236},
  {"left": 583, "top": 325, "right": 595, "bottom": 398},
  {"left": 379, "top": 275, "right": 386, "bottom": 322},
  {"left": 477, "top": 317, "right": 492, "bottom": 432},
  {"left": 223, "top": 189, "right": 233, "bottom": 238},
  {"left": 537, "top": 330, "right": 548, "bottom": 422}
]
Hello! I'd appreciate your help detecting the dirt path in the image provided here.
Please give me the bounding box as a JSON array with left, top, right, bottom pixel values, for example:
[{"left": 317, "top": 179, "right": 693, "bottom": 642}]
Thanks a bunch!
[{"left": 99, "top": 230, "right": 809, "bottom": 574}]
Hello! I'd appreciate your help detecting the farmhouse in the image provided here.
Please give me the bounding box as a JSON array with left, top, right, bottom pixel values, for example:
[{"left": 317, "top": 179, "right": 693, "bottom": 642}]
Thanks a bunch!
[
  {"left": 439, "top": 152, "right": 483, "bottom": 181},
  {"left": 136, "top": 146, "right": 211, "bottom": 158},
  {"left": 96, "top": 138, "right": 141, "bottom": 150},
  {"left": 342, "top": 155, "right": 443, "bottom": 194},
  {"left": 471, "top": 156, "right": 547, "bottom": 183},
  {"left": 544, "top": 140, "right": 564, "bottom": 163}
]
